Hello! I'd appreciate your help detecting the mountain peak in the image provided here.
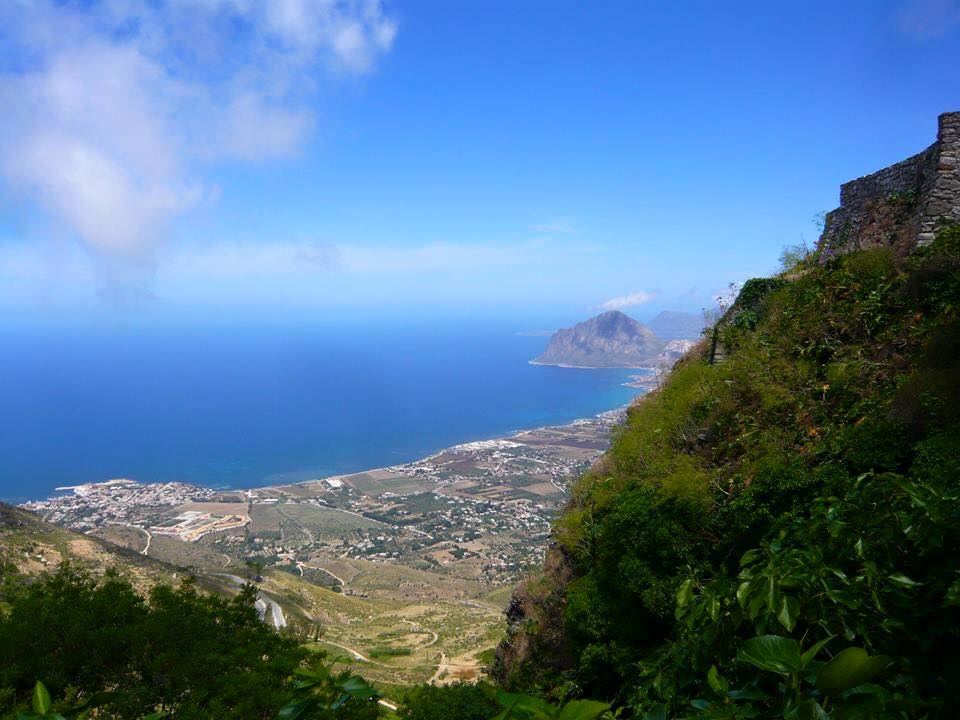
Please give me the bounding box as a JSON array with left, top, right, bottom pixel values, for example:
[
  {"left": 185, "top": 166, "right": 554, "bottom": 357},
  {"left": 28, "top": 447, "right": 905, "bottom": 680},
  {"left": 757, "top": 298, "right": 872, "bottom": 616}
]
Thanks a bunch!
[{"left": 533, "top": 311, "right": 663, "bottom": 368}]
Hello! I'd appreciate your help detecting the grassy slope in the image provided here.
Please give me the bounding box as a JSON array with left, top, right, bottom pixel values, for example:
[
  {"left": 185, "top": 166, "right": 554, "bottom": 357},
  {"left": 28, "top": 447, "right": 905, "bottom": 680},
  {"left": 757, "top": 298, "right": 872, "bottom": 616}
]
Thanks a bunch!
[
  {"left": 498, "top": 228, "right": 960, "bottom": 715},
  {"left": 1, "top": 503, "right": 188, "bottom": 592}
]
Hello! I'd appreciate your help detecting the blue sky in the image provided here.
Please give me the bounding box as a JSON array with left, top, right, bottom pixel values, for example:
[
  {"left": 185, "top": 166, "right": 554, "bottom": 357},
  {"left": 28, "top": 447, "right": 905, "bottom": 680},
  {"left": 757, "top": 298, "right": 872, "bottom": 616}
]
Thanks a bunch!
[{"left": 1, "top": 0, "right": 959, "bottom": 328}]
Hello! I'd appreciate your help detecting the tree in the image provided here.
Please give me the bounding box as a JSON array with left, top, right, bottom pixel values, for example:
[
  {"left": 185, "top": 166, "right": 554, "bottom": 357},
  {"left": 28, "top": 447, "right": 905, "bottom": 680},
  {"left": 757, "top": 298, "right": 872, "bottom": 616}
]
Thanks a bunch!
[
  {"left": 0, "top": 566, "right": 305, "bottom": 719},
  {"left": 397, "top": 682, "right": 499, "bottom": 720}
]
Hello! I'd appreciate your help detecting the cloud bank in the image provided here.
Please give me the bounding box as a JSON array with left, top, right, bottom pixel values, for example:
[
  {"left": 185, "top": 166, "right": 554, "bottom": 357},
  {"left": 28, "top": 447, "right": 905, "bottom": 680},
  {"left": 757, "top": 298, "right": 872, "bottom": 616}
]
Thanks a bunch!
[
  {"left": 0, "top": 0, "right": 396, "bottom": 265},
  {"left": 0, "top": 234, "right": 622, "bottom": 313},
  {"left": 0, "top": 237, "right": 554, "bottom": 284},
  {"left": 599, "top": 290, "right": 655, "bottom": 311}
]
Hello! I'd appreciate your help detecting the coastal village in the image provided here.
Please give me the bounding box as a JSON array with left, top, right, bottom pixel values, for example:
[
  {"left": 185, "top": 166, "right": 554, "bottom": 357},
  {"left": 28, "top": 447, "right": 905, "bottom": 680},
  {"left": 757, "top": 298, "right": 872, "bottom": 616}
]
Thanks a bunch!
[{"left": 24, "top": 408, "right": 630, "bottom": 587}]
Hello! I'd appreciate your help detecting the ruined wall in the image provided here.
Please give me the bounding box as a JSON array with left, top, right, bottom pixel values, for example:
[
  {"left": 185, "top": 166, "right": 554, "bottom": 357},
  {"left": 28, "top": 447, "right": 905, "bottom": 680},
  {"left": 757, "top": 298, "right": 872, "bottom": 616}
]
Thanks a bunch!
[
  {"left": 818, "top": 112, "right": 960, "bottom": 257},
  {"left": 921, "top": 112, "right": 960, "bottom": 242}
]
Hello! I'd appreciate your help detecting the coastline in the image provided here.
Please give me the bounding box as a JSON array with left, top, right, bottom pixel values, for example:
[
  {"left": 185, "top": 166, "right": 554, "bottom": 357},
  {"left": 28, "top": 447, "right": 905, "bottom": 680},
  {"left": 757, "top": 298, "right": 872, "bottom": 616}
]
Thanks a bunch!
[
  {"left": 20, "top": 393, "right": 643, "bottom": 585},
  {"left": 268, "top": 402, "right": 633, "bottom": 494},
  {"left": 527, "top": 360, "right": 663, "bottom": 391},
  {"left": 22, "top": 400, "right": 639, "bottom": 507},
  {"left": 528, "top": 359, "right": 658, "bottom": 370}
]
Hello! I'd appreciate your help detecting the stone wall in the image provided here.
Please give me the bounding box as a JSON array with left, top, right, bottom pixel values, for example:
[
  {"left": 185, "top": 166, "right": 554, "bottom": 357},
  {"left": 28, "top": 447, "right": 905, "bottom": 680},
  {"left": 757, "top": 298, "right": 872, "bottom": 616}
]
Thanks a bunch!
[
  {"left": 921, "top": 112, "right": 960, "bottom": 242},
  {"left": 818, "top": 112, "right": 960, "bottom": 257}
]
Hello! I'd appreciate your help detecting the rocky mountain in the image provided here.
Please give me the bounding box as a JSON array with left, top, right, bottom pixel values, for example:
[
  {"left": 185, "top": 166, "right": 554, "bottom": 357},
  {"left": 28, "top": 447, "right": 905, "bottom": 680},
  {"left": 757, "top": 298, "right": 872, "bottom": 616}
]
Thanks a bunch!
[
  {"left": 646, "top": 309, "right": 707, "bottom": 339},
  {"left": 533, "top": 310, "right": 664, "bottom": 367}
]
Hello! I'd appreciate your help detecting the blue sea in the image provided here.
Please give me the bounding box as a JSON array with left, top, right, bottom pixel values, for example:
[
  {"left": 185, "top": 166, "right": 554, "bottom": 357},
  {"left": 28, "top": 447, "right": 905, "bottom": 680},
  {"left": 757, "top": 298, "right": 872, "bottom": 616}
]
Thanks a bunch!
[{"left": 0, "top": 321, "right": 643, "bottom": 503}]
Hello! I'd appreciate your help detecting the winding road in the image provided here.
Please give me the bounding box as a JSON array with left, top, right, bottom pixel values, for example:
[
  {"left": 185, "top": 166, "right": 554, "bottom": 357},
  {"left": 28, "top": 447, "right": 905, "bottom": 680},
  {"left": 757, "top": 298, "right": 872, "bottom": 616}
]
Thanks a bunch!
[
  {"left": 297, "top": 562, "right": 346, "bottom": 586},
  {"left": 319, "top": 639, "right": 372, "bottom": 663},
  {"left": 216, "top": 574, "right": 287, "bottom": 629},
  {"left": 100, "top": 521, "right": 152, "bottom": 555}
]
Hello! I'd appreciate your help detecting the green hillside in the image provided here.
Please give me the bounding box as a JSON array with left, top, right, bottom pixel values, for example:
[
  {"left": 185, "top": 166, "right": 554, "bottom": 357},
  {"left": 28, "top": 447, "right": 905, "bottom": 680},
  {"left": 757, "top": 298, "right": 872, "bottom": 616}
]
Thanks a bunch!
[
  {"left": 495, "top": 227, "right": 960, "bottom": 717},
  {"left": 0, "top": 503, "right": 189, "bottom": 593}
]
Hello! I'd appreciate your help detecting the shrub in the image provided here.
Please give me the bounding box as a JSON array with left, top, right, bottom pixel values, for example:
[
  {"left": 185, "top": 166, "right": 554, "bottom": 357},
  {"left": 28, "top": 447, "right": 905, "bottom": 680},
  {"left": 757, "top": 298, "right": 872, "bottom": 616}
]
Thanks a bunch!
[
  {"left": 396, "top": 681, "right": 498, "bottom": 720},
  {"left": 0, "top": 567, "right": 308, "bottom": 719}
]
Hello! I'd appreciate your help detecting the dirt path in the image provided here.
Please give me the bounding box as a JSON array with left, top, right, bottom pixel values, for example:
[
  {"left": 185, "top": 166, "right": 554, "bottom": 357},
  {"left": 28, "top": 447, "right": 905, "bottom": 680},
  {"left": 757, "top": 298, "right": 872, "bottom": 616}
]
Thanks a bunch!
[
  {"left": 298, "top": 562, "right": 347, "bottom": 586},
  {"left": 102, "top": 521, "right": 152, "bottom": 555},
  {"left": 319, "top": 639, "right": 373, "bottom": 663},
  {"left": 427, "top": 652, "right": 449, "bottom": 684},
  {"left": 427, "top": 654, "right": 486, "bottom": 685},
  {"left": 400, "top": 619, "right": 439, "bottom": 648}
]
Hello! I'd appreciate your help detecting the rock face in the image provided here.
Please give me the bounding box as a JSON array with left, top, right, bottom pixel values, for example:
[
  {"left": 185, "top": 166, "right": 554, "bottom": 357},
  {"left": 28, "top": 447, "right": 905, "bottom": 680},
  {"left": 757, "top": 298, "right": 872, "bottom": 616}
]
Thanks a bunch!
[
  {"left": 818, "top": 111, "right": 960, "bottom": 257},
  {"left": 533, "top": 310, "right": 663, "bottom": 368}
]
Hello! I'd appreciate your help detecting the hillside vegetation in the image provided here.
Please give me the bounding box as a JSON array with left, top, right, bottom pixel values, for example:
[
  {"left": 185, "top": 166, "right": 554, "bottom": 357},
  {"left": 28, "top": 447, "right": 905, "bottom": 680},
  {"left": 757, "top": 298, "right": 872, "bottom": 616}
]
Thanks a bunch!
[
  {"left": 496, "top": 227, "right": 960, "bottom": 718},
  {"left": 1, "top": 504, "right": 504, "bottom": 704},
  {"left": 0, "top": 504, "right": 195, "bottom": 593}
]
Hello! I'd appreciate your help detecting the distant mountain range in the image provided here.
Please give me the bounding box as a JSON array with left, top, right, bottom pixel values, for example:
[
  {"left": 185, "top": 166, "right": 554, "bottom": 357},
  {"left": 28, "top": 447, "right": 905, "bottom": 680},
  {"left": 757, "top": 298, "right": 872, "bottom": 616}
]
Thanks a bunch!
[
  {"left": 533, "top": 310, "right": 665, "bottom": 368},
  {"left": 646, "top": 310, "right": 707, "bottom": 340}
]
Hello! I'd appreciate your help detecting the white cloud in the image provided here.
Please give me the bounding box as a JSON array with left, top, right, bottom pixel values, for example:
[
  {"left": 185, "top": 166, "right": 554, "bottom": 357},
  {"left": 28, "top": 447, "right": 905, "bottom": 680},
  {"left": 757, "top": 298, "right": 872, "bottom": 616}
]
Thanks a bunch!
[
  {"left": 530, "top": 218, "right": 577, "bottom": 235},
  {"left": 263, "top": 0, "right": 397, "bottom": 72},
  {"left": 599, "top": 290, "right": 655, "bottom": 311},
  {"left": 0, "top": 237, "right": 554, "bottom": 286},
  {"left": 216, "top": 94, "right": 314, "bottom": 161},
  {"left": 0, "top": 0, "right": 396, "bottom": 267}
]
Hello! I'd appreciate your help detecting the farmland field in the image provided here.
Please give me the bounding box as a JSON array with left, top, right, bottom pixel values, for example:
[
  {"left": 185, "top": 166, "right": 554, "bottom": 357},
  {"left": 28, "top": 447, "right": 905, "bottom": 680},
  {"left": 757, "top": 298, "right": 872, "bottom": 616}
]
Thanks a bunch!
[{"left": 276, "top": 503, "right": 386, "bottom": 537}]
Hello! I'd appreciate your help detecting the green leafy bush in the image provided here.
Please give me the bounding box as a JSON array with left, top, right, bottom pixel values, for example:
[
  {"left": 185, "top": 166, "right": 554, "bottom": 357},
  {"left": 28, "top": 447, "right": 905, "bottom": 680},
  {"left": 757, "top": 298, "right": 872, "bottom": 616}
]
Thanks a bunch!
[
  {"left": 278, "top": 658, "right": 380, "bottom": 720},
  {"left": 397, "top": 681, "right": 499, "bottom": 720},
  {"left": 492, "top": 691, "right": 610, "bottom": 720},
  {"left": 367, "top": 647, "right": 412, "bottom": 659},
  {"left": 0, "top": 567, "right": 377, "bottom": 719}
]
